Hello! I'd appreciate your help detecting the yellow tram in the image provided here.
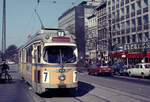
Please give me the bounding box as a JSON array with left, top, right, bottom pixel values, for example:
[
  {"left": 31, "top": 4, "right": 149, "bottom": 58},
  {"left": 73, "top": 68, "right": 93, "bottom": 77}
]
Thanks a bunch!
[{"left": 19, "top": 28, "right": 78, "bottom": 93}]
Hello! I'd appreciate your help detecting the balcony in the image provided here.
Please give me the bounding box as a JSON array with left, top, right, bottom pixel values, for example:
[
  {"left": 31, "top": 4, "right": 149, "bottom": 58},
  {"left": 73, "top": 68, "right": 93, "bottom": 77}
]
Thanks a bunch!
[
  {"left": 143, "top": 7, "right": 148, "bottom": 13},
  {"left": 144, "top": 24, "right": 149, "bottom": 30},
  {"left": 137, "top": 9, "right": 141, "bottom": 15},
  {"left": 131, "top": 12, "right": 135, "bottom": 17},
  {"left": 137, "top": 25, "right": 142, "bottom": 31}
]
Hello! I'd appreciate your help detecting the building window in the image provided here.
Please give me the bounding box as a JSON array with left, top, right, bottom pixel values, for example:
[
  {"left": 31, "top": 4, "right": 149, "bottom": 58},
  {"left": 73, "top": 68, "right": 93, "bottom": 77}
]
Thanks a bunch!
[
  {"left": 118, "top": 37, "right": 120, "bottom": 43},
  {"left": 143, "top": 15, "right": 149, "bottom": 25},
  {"left": 137, "top": 17, "right": 142, "bottom": 25},
  {"left": 121, "top": 8, "right": 124, "bottom": 16},
  {"left": 132, "top": 35, "right": 136, "bottom": 43},
  {"left": 117, "top": 10, "right": 120, "bottom": 18},
  {"left": 121, "top": 22, "right": 125, "bottom": 30},
  {"left": 112, "top": 0, "right": 115, "bottom": 5},
  {"left": 143, "top": 0, "right": 148, "bottom": 7},
  {"left": 116, "top": 0, "right": 119, "bottom": 4},
  {"left": 126, "top": 5, "right": 130, "bottom": 14},
  {"left": 108, "top": 0, "right": 111, "bottom": 5},
  {"left": 126, "top": 20, "right": 130, "bottom": 29},
  {"left": 116, "top": 23, "right": 120, "bottom": 31},
  {"left": 131, "top": 19, "right": 136, "bottom": 28},
  {"left": 137, "top": 0, "right": 141, "bottom": 10},
  {"left": 108, "top": 7, "right": 111, "bottom": 13},
  {"left": 122, "top": 37, "right": 125, "bottom": 44},
  {"left": 112, "top": 12, "right": 115, "bottom": 19},
  {"left": 138, "top": 33, "right": 142, "bottom": 42},
  {"left": 144, "top": 32, "right": 149, "bottom": 40},
  {"left": 113, "top": 38, "right": 116, "bottom": 44},
  {"left": 131, "top": 3, "right": 135, "bottom": 12},
  {"left": 127, "top": 36, "right": 130, "bottom": 43}
]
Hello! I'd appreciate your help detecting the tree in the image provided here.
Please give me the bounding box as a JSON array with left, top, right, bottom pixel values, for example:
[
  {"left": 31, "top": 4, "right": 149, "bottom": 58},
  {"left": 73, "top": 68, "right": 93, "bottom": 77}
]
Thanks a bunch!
[{"left": 5, "top": 45, "right": 18, "bottom": 62}]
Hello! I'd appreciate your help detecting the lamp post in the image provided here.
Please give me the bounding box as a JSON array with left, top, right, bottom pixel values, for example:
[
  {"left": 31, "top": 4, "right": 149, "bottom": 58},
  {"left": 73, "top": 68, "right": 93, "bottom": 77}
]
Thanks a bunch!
[{"left": 2, "top": 0, "right": 6, "bottom": 60}]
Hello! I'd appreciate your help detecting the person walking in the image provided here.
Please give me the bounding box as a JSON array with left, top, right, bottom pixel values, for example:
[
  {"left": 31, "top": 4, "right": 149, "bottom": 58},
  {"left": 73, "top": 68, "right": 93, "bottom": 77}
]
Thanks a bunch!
[{"left": 2, "top": 61, "right": 9, "bottom": 80}]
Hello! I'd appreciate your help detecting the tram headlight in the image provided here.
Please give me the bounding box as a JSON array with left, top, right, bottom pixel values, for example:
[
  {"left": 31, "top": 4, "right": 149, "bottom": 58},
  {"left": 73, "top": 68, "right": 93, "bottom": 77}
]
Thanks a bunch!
[{"left": 58, "top": 74, "right": 66, "bottom": 81}]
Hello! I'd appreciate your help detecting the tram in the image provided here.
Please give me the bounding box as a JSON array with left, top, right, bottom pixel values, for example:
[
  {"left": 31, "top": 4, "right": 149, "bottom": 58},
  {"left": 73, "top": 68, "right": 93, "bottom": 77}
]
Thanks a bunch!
[{"left": 18, "top": 28, "right": 78, "bottom": 93}]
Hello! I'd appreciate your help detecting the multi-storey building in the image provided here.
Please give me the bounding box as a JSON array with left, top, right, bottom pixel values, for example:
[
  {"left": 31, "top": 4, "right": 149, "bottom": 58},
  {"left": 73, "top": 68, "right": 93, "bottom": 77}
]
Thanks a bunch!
[
  {"left": 96, "top": 1, "right": 108, "bottom": 59},
  {"left": 107, "top": 0, "right": 150, "bottom": 64},
  {"left": 58, "top": 0, "right": 100, "bottom": 60},
  {"left": 86, "top": 14, "right": 97, "bottom": 59}
]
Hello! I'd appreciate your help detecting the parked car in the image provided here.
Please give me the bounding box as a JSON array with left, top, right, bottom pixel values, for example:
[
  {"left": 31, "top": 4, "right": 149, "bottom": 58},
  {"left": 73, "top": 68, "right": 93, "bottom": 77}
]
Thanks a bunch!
[
  {"left": 119, "top": 65, "right": 134, "bottom": 76},
  {"left": 88, "top": 64, "right": 114, "bottom": 76},
  {"left": 0, "top": 64, "right": 3, "bottom": 79},
  {"left": 127, "top": 63, "right": 150, "bottom": 78}
]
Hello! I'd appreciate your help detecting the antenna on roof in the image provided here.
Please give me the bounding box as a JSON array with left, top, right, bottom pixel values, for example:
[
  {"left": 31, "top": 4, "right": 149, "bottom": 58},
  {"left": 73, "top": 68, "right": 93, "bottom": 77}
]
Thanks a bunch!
[{"left": 34, "top": 9, "right": 45, "bottom": 29}]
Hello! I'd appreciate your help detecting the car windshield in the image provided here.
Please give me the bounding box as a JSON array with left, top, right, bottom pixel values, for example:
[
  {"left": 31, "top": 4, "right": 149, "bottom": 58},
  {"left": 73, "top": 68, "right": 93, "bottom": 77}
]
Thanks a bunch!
[
  {"left": 145, "top": 64, "right": 150, "bottom": 68},
  {"left": 43, "top": 46, "right": 76, "bottom": 63}
]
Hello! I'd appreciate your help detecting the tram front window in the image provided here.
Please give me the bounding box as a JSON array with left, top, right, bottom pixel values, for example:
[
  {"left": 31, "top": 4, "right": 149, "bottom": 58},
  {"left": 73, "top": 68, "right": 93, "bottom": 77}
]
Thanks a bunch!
[{"left": 43, "top": 46, "right": 76, "bottom": 63}]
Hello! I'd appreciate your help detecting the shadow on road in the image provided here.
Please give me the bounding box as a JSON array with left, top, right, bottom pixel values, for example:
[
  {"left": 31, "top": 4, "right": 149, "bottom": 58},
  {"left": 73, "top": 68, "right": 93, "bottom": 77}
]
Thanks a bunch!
[
  {"left": 0, "top": 79, "right": 16, "bottom": 84},
  {"left": 38, "top": 81, "right": 95, "bottom": 98}
]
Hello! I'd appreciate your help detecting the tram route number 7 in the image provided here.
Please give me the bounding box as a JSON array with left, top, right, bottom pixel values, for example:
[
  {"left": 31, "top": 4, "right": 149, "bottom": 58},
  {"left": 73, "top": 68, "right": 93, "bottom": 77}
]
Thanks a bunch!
[{"left": 43, "top": 71, "right": 49, "bottom": 83}]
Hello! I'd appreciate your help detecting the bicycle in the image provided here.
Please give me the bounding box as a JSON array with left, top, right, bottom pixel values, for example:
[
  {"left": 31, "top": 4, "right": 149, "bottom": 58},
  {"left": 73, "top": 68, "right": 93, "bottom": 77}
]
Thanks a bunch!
[{"left": 5, "top": 72, "right": 12, "bottom": 81}]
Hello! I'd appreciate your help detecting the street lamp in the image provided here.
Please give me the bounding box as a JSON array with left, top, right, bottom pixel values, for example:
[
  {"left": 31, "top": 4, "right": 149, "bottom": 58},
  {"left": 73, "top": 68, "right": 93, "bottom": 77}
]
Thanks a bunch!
[{"left": 2, "top": 0, "right": 6, "bottom": 60}]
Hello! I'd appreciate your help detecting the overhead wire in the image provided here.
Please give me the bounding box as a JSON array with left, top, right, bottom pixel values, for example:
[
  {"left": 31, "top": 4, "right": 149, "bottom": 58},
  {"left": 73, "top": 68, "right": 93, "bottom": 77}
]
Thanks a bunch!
[{"left": 22, "top": 0, "right": 40, "bottom": 43}]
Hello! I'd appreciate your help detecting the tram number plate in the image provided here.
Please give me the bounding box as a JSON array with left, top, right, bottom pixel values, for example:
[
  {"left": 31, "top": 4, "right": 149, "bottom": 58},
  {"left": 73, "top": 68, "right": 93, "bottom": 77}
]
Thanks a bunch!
[{"left": 43, "top": 71, "right": 49, "bottom": 83}]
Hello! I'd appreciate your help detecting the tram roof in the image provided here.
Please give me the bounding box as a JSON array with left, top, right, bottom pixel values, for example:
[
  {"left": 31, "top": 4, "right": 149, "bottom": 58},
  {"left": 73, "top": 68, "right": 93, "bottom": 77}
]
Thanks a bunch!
[{"left": 19, "top": 28, "right": 76, "bottom": 50}]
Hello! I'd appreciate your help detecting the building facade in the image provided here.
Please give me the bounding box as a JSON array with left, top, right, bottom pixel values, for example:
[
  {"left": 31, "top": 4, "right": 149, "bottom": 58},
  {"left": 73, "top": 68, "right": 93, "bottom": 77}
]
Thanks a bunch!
[
  {"left": 86, "top": 14, "right": 98, "bottom": 59},
  {"left": 96, "top": 1, "right": 108, "bottom": 59},
  {"left": 58, "top": 0, "right": 100, "bottom": 60},
  {"left": 107, "top": 0, "right": 150, "bottom": 64}
]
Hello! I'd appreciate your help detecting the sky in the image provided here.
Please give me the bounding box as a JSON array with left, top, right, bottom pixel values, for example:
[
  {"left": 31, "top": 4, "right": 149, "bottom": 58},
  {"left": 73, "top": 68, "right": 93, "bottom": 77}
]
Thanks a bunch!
[{"left": 0, "top": 0, "right": 83, "bottom": 49}]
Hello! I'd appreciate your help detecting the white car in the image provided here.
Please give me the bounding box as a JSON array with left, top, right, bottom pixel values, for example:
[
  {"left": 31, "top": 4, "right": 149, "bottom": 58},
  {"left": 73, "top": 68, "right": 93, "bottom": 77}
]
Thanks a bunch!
[{"left": 127, "top": 63, "right": 150, "bottom": 78}]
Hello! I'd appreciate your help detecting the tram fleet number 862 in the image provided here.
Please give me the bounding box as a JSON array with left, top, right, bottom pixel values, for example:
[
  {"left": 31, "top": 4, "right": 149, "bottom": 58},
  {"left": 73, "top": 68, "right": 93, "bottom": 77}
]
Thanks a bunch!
[{"left": 19, "top": 28, "right": 78, "bottom": 93}]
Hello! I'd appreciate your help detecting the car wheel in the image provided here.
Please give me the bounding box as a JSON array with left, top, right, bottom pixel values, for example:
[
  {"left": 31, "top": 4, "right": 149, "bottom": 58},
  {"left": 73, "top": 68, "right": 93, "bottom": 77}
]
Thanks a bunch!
[
  {"left": 88, "top": 72, "right": 91, "bottom": 75},
  {"left": 141, "top": 73, "right": 145, "bottom": 79},
  {"left": 95, "top": 72, "right": 99, "bottom": 76},
  {"left": 129, "top": 72, "right": 132, "bottom": 77}
]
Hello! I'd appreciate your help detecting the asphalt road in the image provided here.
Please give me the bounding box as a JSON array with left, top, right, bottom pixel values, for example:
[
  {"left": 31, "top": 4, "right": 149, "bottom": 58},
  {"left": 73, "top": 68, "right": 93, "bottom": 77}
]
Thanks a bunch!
[
  {"left": 1, "top": 64, "right": 150, "bottom": 102},
  {"left": 0, "top": 64, "right": 34, "bottom": 102}
]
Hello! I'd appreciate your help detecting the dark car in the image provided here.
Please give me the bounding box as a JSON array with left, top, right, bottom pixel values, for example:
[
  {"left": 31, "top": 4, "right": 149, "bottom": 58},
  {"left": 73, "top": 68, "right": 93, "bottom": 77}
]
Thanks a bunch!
[
  {"left": 0, "top": 64, "right": 3, "bottom": 79},
  {"left": 112, "top": 62, "right": 125, "bottom": 75},
  {"left": 88, "top": 64, "right": 114, "bottom": 76}
]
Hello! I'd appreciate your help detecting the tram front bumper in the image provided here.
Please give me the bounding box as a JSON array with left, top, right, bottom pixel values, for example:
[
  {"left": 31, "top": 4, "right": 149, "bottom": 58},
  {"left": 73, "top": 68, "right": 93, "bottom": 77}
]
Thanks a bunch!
[{"left": 34, "top": 82, "right": 78, "bottom": 93}]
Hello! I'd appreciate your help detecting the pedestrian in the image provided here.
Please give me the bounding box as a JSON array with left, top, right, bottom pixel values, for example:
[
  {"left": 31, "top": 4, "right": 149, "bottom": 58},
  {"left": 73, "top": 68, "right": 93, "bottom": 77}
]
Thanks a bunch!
[{"left": 2, "top": 61, "right": 9, "bottom": 79}]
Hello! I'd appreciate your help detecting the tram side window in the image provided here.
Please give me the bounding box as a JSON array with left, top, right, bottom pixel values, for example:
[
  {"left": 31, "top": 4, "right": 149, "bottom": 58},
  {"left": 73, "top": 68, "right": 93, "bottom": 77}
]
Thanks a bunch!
[
  {"left": 26, "top": 46, "right": 33, "bottom": 63},
  {"left": 37, "top": 46, "right": 41, "bottom": 63}
]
